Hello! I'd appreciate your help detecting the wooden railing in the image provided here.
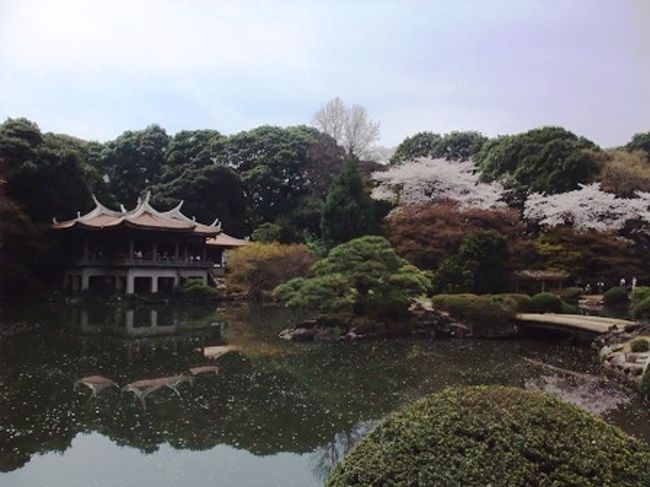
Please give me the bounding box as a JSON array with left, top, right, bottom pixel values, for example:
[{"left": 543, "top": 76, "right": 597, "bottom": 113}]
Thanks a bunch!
[{"left": 75, "top": 256, "right": 222, "bottom": 269}]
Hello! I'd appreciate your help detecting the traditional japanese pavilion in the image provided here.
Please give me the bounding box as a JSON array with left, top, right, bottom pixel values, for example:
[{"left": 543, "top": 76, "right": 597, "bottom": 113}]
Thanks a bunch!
[{"left": 52, "top": 192, "right": 247, "bottom": 293}]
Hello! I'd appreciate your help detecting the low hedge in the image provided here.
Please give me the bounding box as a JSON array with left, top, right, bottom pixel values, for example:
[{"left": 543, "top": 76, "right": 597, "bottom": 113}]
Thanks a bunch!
[
  {"left": 529, "top": 292, "right": 564, "bottom": 313},
  {"left": 632, "top": 297, "right": 650, "bottom": 321},
  {"left": 603, "top": 286, "right": 629, "bottom": 306},
  {"left": 326, "top": 386, "right": 650, "bottom": 487},
  {"left": 431, "top": 294, "right": 517, "bottom": 334}
]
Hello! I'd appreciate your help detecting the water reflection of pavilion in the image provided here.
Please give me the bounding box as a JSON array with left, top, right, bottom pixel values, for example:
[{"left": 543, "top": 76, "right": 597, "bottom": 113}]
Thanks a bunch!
[{"left": 69, "top": 306, "right": 224, "bottom": 339}]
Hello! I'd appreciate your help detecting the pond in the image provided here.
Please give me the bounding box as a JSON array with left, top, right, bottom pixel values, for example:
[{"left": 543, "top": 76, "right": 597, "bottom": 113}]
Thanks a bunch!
[{"left": 1, "top": 302, "right": 649, "bottom": 487}]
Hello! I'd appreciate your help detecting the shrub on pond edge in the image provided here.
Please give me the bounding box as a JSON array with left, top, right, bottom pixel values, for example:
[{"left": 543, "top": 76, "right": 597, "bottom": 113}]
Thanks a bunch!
[
  {"left": 326, "top": 386, "right": 650, "bottom": 487},
  {"left": 603, "top": 286, "right": 629, "bottom": 306},
  {"left": 529, "top": 292, "right": 564, "bottom": 313}
]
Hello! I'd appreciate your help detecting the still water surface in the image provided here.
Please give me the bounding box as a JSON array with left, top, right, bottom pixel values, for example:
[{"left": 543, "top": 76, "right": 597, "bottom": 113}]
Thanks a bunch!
[{"left": 1, "top": 302, "right": 649, "bottom": 487}]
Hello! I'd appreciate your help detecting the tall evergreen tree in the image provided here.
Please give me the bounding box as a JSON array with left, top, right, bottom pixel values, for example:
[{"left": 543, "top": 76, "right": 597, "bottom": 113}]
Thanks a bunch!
[{"left": 321, "top": 160, "right": 375, "bottom": 246}]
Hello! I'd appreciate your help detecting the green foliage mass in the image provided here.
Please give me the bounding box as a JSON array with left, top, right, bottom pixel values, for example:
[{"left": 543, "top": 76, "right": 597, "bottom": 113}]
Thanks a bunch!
[
  {"left": 433, "top": 230, "right": 510, "bottom": 294},
  {"left": 626, "top": 131, "right": 650, "bottom": 159},
  {"left": 326, "top": 386, "right": 650, "bottom": 487},
  {"left": 273, "top": 236, "right": 431, "bottom": 317},
  {"left": 603, "top": 286, "right": 629, "bottom": 306},
  {"left": 390, "top": 130, "right": 487, "bottom": 164},
  {"left": 630, "top": 338, "right": 650, "bottom": 353},
  {"left": 0, "top": 118, "right": 94, "bottom": 223},
  {"left": 631, "top": 297, "right": 650, "bottom": 321},
  {"left": 100, "top": 124, "right": 170, "bottom": 207},
  {"left": 179, "top": 278, "right": 218, "bottom": 298},
  {"left": 150, "top": 164, "right": 249, "bottom": 237},
  {"left": 431, "top": 294, "right": 518, "bottom": 334},
  {"left": 320, "top": 161, "right": 375, "bottom": 247},
  {"left": 529, "top": 292, "right": 564, "bottom": 313},
  {"left": 558, "top": 286, "right": 583, "bottom": 304},
  {"left": 477, "top": 126, "right": 601, "bottom": 194},
  {"left": 631, "top": 287, "right": 650, "bottom": 308}
]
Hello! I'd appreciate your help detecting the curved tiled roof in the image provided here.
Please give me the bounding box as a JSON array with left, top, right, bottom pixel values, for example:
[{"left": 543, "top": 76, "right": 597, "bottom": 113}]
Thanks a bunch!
[
  {"left": 206, "top": 233, "right": 248, "bottom": 247},
  {"left": 52, "top": 193, "right": 221, "bottom": 236}
]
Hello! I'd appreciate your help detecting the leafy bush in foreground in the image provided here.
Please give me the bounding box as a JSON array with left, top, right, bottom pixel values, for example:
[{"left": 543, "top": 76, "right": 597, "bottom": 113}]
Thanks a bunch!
[
  {"left": 603, "top": 286, "right": 629, "bottom": 306},
  {"left": 326, "top": 386, "right": 650, "bottom": 487}
]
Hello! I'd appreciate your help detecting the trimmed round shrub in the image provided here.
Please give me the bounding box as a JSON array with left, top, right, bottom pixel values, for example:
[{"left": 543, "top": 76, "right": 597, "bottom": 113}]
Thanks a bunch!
[
  {"left": 558, "top": 287, "right": 583, "bottom": 304},
  {"left": 631, "top": 297, "right": 650, "bottom": 321},
  {"left": 530, "top": 292, "right": 563, "bottom": 313},
  {"left": 326, "top": 386, "right": 650, "bottom": 487},
  {"left": 630, "top": 338, "right": 650, "bottom": 353},
  {"left": 632, "top": 286, "right": 650, "bottom": 307},
  {"left": 603, "top": 286, "right": 629, "bottom": 306}
]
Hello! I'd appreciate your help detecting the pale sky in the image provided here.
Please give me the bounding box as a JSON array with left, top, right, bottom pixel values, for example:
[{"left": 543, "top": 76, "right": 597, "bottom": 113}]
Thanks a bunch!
[{"left": 1, "top": 0, "right": 648, "bottom": 147}]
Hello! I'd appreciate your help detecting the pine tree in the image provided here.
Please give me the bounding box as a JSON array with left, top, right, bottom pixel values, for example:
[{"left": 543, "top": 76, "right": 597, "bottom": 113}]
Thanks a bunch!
[{"left": 321, "top": 161, "right": 375, "bottom": 246}]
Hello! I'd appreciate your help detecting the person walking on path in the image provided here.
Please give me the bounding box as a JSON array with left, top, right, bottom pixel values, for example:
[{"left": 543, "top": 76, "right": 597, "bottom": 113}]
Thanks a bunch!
[
  {"left": 632, "top": 276, "right": 638, "bottom": 291},
  {"left": 620, "top": 277, "right": 627, "bottom": 288}
]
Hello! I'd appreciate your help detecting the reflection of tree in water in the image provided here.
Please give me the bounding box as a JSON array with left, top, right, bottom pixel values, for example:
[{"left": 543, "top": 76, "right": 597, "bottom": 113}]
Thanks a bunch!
[
  {"left": 309, "top": 420, "right": 376, "bottom": 482},
  {"left": 4, "top": 303, "right": 646, "bottom": 476}
]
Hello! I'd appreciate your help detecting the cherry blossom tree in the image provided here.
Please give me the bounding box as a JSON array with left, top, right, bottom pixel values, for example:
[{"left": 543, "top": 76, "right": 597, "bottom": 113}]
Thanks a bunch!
[
  {"left": 524, "top": 183, "right": 650, "bottom": 231},
  {"left": 370, "top": 157, "right": 506, "bottom": 211}
]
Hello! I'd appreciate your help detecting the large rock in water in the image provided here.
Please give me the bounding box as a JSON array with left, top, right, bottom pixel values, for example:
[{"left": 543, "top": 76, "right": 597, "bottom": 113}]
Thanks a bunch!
[{"left": 277, "top": 307, "right": 469, "bottom": 342}]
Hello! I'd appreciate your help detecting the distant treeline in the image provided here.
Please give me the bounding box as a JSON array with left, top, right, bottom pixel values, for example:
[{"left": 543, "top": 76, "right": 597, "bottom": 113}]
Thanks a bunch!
[{"left": 1, "top": 117, "right": 649, "bottom": 295}]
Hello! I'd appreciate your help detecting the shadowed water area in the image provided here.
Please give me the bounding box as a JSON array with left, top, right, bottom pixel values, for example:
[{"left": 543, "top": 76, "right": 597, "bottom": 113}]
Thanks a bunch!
[{"left": 1, "top": 302, "right": 649, "bottom": 487}]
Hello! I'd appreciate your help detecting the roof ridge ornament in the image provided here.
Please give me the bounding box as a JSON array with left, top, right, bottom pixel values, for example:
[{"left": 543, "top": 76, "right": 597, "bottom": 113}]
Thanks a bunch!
[
  {"left": 120, "top": 204, "right": 127, "bottom": 214},
  {"left": 210, "top": 217, "right": 221, "bottom": 227},
  {"left": 52, "top": 217, "right": 58, "bottom": 224}
]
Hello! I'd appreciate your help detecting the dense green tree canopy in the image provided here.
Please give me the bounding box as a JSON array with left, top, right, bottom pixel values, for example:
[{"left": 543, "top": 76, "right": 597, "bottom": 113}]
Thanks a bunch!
[
  {"left": 433, "top": 230, "right": 510, "bottom": 294},
  {"left": 161, "top": 129, "right": 225, "bottom": 180},
  {"left": 390, "top": 131, "right": 487, "bottom": 164},
  {"left": 326, "top": 386, "right": 650, "bottom": 487},
  {"left": 213, "top": 125, "right": 344, "bottom": 230},
  {"left": 0, "top": 118, "right": 93, "bottom": 222},
  {"left": 321, "top": 161, "right": 375, "bottom": 246},
  {"left": 149, "top": 164, "right": 249, "bottom": 237},
  {"left": 477, "top": 126, "right": 601, "bottom": 194},
  {"left": 99, "top": 124, "right": 170, "bottom": 206},
  {"left": 274, "top": 236, "right": 431, "bottom": 316}
]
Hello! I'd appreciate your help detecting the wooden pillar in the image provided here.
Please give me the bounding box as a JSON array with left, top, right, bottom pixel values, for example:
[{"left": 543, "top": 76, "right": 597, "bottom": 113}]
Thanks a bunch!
[
  {"left": 153, "top": 243, "right": 158, "bottom": 261},
  {"left": 174, "top": 242, "right": 179, "bottom": 260},
  {"left": 151, "top": 276, "right": 158, "bottom": 293},
  {"left": 129, "top": 240, "right": 134, "bottom": 259}
]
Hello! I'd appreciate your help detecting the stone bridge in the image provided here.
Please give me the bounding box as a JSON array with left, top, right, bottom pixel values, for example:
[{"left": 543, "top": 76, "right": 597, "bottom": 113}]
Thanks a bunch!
[{"left": 516, "top": 313, "right": 634, "bottom": 334}]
